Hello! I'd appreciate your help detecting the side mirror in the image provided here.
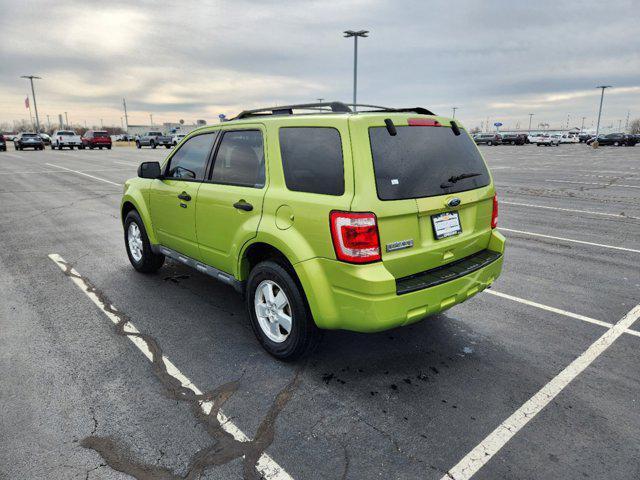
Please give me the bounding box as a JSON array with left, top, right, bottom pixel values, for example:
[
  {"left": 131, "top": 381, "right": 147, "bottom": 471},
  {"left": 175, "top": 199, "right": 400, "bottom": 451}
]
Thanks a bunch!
[{"left": 138, "top": 161, "right": 162, "bottom": 179}]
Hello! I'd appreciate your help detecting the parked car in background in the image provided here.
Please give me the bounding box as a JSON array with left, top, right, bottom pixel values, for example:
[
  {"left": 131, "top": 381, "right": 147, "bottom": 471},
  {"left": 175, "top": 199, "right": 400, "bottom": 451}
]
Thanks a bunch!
[
  {"left": 0, "top": 135, "right": 6, "bottom": 151},
  {"left": 578, "top": 132, "right": 593, "bottom": 143},
  {"left": 560, "top": 133, "right": 579, "bottom": 144},
  {"left": 536, "top": 134, "right": 560, "bottom": 146},
  {"left": 39, "top": 133, "right": 51, "bottom": 145},
  {"left": 51, "top": 130, "right": 82, "bottom": 149},
  {"left": 171, "top": 133, "right": 186, "bottom": 146},
  {"left": 81, "top": 130, "right": 113, "bottom": 150},
  {"left": 474, "top": 133, "right": 502, "bottom": 145},
  {"left": 14, "top": 132, "right": 45, "bottom": 150},
  {"left": 500, "top": 133, "right": 526, "bottom": 145},
  {"left": 528, "top": 132, "right": 544, "bottom": 143},
  {"left": 586, "top": 133, "right": 634, "bottom": 146},
  {"left": 135, "top": 131, "right": 173, "bottom": 149}
]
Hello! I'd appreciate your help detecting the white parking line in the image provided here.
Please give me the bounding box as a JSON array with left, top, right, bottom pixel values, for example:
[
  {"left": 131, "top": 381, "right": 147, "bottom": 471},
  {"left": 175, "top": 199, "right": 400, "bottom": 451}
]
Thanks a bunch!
[
  {"left": 547, "top": 179, "right": 640, "bottom": 189},
  {"left": 2, "top": 152, "right": 24, "bottom": 159},
  {"left": 501, "top": 201, "right": 640, "bottom": 220},
  {"left": 501, "top": 227, "right": 640, "bottom": 254},
  {"left": 442, "top": 304, "right": 640, "bottom": 480},
  {"left": 48, "top": 254, "right": 293, "bottom": 480},
  {"left": 0, "top": 168, "right": 124, "bottom": 175},
  {"left": 45, "top": 163, "right": 123, "bottom": 186},
  {"left": 113, "top": 160, "right": 140, "bottom": 167},
  {"left": 486, "top": 290, "right": 640, "bottom": 337}
]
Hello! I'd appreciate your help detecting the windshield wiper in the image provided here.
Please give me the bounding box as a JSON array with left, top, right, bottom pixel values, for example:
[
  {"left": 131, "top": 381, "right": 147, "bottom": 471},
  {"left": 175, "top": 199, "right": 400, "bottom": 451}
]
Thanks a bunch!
[{"left": 440, "top": 172, "right": 482, "bottom": 189}]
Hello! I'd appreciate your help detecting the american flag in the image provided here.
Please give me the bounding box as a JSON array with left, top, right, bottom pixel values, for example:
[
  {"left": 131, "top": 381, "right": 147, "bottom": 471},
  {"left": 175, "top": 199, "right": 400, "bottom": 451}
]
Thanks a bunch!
[{"left": 24, "top": 96, "right": 29, "bottom": 109}]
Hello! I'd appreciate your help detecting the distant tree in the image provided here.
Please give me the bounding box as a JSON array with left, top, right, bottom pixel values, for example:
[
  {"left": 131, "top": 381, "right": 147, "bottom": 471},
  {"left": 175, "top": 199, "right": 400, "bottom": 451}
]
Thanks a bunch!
[
  {"left": 469, "top": 126, "right": 481, "bottom": 134},
  {"left": 630, "top": 118, "right": 640, "bottom": 134}
]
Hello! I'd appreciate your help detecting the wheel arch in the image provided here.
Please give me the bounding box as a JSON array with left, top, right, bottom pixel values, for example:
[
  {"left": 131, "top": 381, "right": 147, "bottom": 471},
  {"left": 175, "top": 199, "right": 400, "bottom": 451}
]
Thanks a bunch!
[{"left": 120, "top": 193, "right": 158, "bottom": 245}]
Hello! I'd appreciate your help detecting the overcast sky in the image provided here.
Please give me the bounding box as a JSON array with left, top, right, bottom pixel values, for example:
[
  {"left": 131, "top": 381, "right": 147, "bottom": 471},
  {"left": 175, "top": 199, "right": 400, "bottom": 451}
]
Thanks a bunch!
[{"left": 1, "top": 0, "right": 639, "bottom": 131}]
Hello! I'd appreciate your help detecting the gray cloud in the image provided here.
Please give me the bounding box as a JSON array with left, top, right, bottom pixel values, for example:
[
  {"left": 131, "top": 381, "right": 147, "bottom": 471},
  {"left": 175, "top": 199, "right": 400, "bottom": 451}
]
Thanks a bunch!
[{"left": 1, "top": 0, "right": 638, "bottom": 130}]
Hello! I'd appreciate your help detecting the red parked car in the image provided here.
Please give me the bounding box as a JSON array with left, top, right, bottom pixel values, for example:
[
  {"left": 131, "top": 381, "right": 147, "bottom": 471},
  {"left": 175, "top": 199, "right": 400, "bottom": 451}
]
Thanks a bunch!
[{"left": 81, "top": 130, "right": 112, "bottom": 150}]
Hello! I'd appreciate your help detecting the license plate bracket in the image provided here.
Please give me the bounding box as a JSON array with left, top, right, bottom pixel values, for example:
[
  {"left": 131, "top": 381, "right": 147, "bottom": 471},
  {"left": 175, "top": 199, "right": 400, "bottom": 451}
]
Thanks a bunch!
[{"left": 431, "top": 211, "right": 462, "bottom": 239}]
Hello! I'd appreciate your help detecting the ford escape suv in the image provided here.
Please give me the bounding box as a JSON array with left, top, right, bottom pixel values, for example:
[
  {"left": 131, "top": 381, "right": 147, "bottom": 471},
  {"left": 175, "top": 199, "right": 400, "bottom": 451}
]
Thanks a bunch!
[{"left": 121, "top": 102, "right": 505, "bottom": 360}]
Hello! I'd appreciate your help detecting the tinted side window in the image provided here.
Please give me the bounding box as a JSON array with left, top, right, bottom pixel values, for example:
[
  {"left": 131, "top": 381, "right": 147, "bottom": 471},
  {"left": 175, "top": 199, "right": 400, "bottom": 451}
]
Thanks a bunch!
[
  {"left": 166, "top": 133, "right": 215, "bottom": 180},
  {"left": 211, "top": 130, "right": 265, "bottom": 188},
  {"left": 279, "top": 127, "right": 344, "bottom": 195}
]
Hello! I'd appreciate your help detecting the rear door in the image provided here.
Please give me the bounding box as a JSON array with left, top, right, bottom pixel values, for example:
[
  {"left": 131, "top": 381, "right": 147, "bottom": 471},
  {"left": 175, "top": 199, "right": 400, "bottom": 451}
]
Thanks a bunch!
[
  {"left": 148, "top": 132, "right": 216, "bottom": 258},
  {"left": 350, "top": 115, "right": 495, "bottom": 279},
  {"left": 195, "top": 127, "right": 267, "bottom": 275}
]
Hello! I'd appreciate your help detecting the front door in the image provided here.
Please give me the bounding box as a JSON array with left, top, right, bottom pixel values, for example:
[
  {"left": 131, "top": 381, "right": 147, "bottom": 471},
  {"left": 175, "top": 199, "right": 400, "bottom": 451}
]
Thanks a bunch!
[
  {"left": 149, "top": 132, "right": 216, "bottom": 258},
  {"left": 196, "top": 129, "right": 266, "bottom": 275}
]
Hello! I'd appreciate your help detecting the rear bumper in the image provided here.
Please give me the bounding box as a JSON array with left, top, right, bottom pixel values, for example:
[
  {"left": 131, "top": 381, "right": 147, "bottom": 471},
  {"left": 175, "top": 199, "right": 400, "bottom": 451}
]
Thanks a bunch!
[{"left": 295, "top": 230, "right": 505, "bottom": 332}]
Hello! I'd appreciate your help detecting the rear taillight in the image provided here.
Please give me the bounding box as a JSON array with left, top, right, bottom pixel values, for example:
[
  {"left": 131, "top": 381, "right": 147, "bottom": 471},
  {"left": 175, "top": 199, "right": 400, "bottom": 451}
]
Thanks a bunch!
[
  {"left": 330, "top": 211, "right": 381, "bottom": 264},
  {"left": 491, "top": 194, "right": 498, "bottom": 229}
]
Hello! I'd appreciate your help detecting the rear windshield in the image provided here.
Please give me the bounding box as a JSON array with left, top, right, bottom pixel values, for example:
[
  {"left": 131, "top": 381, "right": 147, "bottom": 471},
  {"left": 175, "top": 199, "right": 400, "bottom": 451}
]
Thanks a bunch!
[
  {"left": 149, "top": 131, "right": 163, "bottom": 136},
  {"left": 59, "top": 131, "right": 75, "bottom": 136},
  {"left": 22, "top": 133, "right": 38, "bottom": 137},
  {"left": 369, "top": 126, "right": 490, "bottom": 200},
  {"left": 94, "top": 131, "right": 108, "bottom": 137}
]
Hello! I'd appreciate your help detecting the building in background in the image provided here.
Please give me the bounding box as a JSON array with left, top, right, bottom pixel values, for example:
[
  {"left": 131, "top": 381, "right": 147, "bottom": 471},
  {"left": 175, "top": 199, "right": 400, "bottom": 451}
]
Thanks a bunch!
[{"left": 126, "top": 120, "right": 206, "bottom": 137}]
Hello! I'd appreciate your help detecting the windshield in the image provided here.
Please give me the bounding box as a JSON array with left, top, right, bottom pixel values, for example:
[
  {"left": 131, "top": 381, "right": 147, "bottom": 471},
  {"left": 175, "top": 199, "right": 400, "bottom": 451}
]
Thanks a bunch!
[{"left": 369, "top": 125, "right": 490, "bottom": 200}]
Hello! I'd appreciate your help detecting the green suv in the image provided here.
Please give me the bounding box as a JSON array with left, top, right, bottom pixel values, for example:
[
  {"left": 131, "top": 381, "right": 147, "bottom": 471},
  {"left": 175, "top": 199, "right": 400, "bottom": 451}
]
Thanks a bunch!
[{"left": 121, "top": 102, "right": 505, "bottom": 360}]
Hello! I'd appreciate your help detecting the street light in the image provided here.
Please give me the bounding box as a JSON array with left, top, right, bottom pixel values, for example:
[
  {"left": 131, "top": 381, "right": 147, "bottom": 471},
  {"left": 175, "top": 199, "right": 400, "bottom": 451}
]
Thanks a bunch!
[
  {"left": 343, "top": 30, "right": 369, "bottom": 112},
  {"left": 581, "top": 116, "right": 586, "bottom": 132},
  {"left": 594, "top": 85, "right": 611, "bottom": 145},
  {"left": 452, "top": 107, "right": 458, "bottom": 119},
  {"left": 149, "top": 113, "right": 153, "bottom": 126},
  {"left": 21, "top": 75, "right": 42, "bottom": 132},
  {"left": 528, "top": 113, "right": 534, "bottom": 133}
]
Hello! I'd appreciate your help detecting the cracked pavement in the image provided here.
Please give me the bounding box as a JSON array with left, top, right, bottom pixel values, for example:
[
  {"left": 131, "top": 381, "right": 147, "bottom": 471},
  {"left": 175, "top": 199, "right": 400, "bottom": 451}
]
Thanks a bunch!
[{"left": 1, "top": 145, "right": 639, "bottom": 479}]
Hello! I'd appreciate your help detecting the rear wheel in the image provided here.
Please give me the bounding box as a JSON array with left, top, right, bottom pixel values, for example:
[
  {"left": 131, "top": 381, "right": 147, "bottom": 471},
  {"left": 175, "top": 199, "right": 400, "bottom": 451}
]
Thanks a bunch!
[
  {"left": 150, "top": 141, "right": 156, "bottom": 149},
  {"left": 124, "top": 210, "right": 165, "bottom": 273},
  {"left": 246, "top": 260, "right": 320, "bottom": 361},
  {"left": 487, "top": 141, "right": 493, "bottom": 146},
  {"left": 136, "top": 141, "right": 141, "bottom": 149}
]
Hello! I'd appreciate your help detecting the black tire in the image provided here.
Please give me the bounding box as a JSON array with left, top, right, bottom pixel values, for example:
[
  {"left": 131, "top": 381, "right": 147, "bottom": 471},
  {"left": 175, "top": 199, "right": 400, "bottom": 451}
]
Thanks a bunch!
[
  {"left": 487, "top": 141, "right": 493, "bottom": 146},
  {"left": 613, "top": 141, "right": 619, "bottom": 146},
  {"left": 124, "top": 210, "right": 165, "bottom": 273},
  {"left": 107, "top": 145, "right": 112, "bottom": 150},
  {"left": 246, "top": 260, "right": 320, "bottom": 361},
  {"left": 136, "top": 141, "right": 141, "bottom": 149},
  {"left": 151, "top": 141, "right": 156, "bottom": 149},
  {"left": 165, "top": 145, "right": 171, "bottom": 149}
]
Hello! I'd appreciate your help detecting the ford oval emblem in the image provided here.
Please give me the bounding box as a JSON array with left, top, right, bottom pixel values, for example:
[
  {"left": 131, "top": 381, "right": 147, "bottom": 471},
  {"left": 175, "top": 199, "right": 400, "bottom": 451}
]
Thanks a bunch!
[{"left": 447, "top": 197, "right": 461, "bottom": 207}]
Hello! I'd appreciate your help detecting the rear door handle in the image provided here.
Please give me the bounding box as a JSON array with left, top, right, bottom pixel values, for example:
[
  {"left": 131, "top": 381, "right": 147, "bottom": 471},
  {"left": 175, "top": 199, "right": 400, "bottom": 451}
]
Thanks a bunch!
[
  {"left": 177, "top": 192, "right": 191, "bottom": 201},
  {"left": 233, "top": 200, "right": 253, "bottom": 212}
]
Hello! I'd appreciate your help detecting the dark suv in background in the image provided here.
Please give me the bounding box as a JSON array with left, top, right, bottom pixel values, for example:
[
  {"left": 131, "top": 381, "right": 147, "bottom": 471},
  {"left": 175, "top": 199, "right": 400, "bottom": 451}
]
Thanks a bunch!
[
  {"left": 0, "top": 135, "right": 6, "bottom": 151},
  {"left": 474, "top": 133, "right": 502, "bottom": 146},
  {"left": 13, "top": 133, "right": 45, "bottom": 150},
  {"left": 587, "top": 133, "right": 637, "bottom": 147},
  {"left": 500, "top": 133, "right": 527, "bottom": 145}
]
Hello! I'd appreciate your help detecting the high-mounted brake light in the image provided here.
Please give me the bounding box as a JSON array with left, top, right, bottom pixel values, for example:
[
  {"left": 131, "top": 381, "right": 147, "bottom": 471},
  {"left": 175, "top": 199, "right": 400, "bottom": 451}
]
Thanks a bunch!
[
  {"left": 330, "top": 211, "right": 381, "bottom": 264},
  {"left": 491, "top": 194, "right": 498, "bottom": 229},
  {"left": 408, "top": 118, "right": 441, "bottom": 127}
]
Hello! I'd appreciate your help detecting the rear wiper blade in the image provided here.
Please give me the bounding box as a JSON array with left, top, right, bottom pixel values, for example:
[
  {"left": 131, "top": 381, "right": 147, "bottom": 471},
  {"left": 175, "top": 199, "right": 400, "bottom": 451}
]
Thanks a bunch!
[{"left": 440, "top": 172, "right": 482, "bottom": 189}]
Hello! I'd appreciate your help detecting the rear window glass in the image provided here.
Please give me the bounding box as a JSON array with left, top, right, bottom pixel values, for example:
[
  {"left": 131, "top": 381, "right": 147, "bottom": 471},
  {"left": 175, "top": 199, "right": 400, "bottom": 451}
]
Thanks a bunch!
[
  {"left": 94, "top": 131, "right": 108, "bottom": 137},
  {"left": 369, "top": 125, "right": 490, "bottom": 200},
  {"left": 149, "top": 132, "right": 162, "bottom": 136},
  {"left": 22, "top": 133, "right": 38, "bottom": 137},
  {"left": 279, "top": 127, "right": 344, "bottom": 196},
  {"left": 59, "top": 131, "right": 75, "bottom": 136}
]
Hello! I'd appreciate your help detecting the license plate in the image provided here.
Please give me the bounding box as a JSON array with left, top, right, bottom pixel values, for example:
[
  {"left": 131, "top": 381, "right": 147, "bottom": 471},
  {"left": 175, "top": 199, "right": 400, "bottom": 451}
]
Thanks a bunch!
[{"left": 431, "top": 211, "right": 462, "bottom": 239}]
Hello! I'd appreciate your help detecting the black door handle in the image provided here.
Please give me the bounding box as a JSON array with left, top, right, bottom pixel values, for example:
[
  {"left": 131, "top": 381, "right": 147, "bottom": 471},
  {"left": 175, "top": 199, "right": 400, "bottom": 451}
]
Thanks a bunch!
[
  {"left": 177, "top": 192, "right": 191, "bottom": 201},
  {"left": 233, "top": 201, "right": 253, "bottom": 212}
]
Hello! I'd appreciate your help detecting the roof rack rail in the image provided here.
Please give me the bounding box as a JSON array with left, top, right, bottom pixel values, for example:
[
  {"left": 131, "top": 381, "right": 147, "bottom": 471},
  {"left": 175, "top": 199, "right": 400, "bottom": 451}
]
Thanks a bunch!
[{"left": 233, "top": 102, "right": 435, "bottom": 120}]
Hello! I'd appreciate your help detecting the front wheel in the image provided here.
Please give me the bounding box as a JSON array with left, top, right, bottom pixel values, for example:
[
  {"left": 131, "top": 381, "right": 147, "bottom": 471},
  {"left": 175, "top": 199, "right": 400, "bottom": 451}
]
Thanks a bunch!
[
  {"left": 124, "top": 210, "right": 165, "bottom": 273},
  {"left": 246, "top": 260, "right": 320, "bottom": 361},
  {"left": 136, "top": 141, "right": 141, "bottom": 149}
]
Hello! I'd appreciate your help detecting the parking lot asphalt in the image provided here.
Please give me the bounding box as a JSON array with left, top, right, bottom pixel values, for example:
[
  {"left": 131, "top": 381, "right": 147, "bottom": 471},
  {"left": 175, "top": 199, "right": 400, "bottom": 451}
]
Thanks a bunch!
[{"left": 1, "top": 143, "right": 639, "bottom": 480}]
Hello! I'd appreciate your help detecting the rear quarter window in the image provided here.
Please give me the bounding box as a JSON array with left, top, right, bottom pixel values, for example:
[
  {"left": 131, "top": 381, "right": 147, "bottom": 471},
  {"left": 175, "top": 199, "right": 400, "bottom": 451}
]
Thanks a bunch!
[
  {"left": 278, "top": 127, "right": 344, "bottom": 196},
  {"left": 369, "top": 125, "right": 490, "bottom": 200}
]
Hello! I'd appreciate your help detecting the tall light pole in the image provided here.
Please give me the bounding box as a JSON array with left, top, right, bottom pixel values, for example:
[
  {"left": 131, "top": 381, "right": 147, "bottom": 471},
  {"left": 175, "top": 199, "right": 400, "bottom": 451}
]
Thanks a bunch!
[
  {"left": 317, "top": 98, "right": 324, "bottom": 103},
  {"left": 21, "top": 75, "right": 42, "bottom": 132},
  {"left": 64, "top": 112, "right": 69, "bottom": 128},
  {"left": 528, "top": 113, "right": 534, "bottom": 133},
  {"left": 581, "top": 116, "right": 586, "bottom": 132},
  {"left": 122, "top": 98, "right": 129, "bottom": 132},
  {"left": 594, "top": 85, "right": 611, "bottom": 142},
  {"left": 452, "top": 107, "right": 458, "bottom": 119},
  {"left": 149, "top": 113, "right": 153, "bottom": 126},
  {"left": 343, "top": 30, "right": 369, "bottom": 112},
  {"left": 100, "top": 118, "right": 104, "bottom": 129}
]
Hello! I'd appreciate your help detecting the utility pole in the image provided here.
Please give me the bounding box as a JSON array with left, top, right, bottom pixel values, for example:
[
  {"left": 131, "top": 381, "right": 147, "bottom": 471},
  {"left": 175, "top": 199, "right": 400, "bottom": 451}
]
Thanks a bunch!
[
  {"left": 528, "top": 113, "right": 534, "bottom": 133},
  {"left": 100, "top": 118, "right": 104, "bottom": 129},
  {"left": 581, "top": 116, "right": 586, "bottom": 132},
  {"left": 594, "top": 86, "right": 611, "bottom": 146},
  {"left": 452, "top": 107, "right": 458, "bottom": 119},
  {"left": 21, "top": 75, "right": 42, "bottom": 132},
  {"left": 64, "top": 112, "right": 69, "bottom": 128},
  {"left": 343, "top": 30, "right": 369, "bottom": 112},
  {"left": 122, "top": 98, "right": 129, "bottom": 132},
  {"left": 149, "top": 113, "right": 153, "bottom": 126},
  {"left": 46, "top": 114, "right": 51, "bottom": 131},
  {"left": 617, "top": 119, "right": 622, "bottom": 131},
  {"left": 625, "top": 111, "right": 630, "bottom": 132},
  {"left": 317, "top": 98, "right": 324, "bottom": 103}
]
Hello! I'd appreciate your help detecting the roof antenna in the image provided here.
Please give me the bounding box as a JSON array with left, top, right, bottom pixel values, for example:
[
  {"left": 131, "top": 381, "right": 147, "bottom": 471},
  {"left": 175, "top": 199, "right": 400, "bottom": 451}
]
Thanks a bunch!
[{"left": 384, "top": 118, "right": 397, "bottom": 136}]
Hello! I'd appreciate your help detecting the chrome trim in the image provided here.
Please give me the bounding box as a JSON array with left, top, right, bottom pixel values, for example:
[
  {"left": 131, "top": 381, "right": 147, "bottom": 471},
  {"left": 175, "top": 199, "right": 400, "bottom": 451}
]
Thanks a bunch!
[
  {"left": 386, "top": 239, "right": 414, "bottom": 252},
  {"left": 155, "top": 245, "right": 245, "bottom": 292}
]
